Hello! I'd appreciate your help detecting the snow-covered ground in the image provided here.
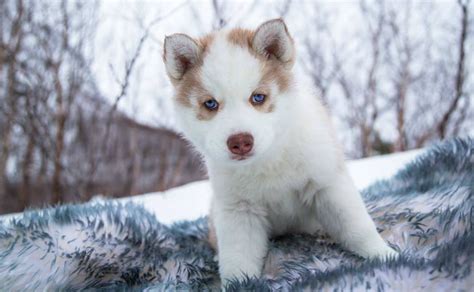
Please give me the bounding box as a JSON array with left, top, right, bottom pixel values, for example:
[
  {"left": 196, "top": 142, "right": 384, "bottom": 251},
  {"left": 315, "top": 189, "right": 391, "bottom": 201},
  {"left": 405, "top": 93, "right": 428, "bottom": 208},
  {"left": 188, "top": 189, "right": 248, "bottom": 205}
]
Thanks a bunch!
[{"left": 1, "top": 149, "right": 423, "bottom": 224}]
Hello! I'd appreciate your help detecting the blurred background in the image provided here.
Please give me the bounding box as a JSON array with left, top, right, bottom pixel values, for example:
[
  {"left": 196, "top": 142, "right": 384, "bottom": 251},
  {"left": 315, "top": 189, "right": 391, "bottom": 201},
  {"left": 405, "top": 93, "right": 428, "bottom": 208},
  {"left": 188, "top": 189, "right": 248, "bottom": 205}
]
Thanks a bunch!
[{"left": 0, "top": 0, "right": 472, "bottom": 214}]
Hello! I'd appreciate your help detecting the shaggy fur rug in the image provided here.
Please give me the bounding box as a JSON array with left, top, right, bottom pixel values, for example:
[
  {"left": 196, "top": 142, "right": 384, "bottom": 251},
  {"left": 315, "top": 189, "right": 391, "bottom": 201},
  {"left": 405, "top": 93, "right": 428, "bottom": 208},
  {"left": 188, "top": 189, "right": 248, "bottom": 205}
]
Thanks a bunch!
[{"left": 0, "top": 138, "right": 473, "bottom": 291}]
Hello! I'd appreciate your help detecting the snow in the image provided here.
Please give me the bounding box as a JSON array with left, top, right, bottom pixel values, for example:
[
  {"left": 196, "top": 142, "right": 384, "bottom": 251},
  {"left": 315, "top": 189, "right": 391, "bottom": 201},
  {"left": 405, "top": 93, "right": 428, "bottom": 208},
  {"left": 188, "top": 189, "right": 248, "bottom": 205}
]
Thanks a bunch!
[
  {"left": 347, "top": 149, "right": 423, "bottom": 190},
  {"left": 1, "top": 149, "right": 424, "bottom": 224},
  {"left": 118, "top": 181, "right": 213, "bottom": 225}
]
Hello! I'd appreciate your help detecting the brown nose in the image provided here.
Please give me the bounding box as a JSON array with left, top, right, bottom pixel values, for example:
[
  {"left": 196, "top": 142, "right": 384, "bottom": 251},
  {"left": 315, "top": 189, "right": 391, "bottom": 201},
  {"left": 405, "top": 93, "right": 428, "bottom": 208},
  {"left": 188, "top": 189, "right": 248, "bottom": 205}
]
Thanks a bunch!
[{"left": 227, "top": 133, "right": 254, "bottom": 155}]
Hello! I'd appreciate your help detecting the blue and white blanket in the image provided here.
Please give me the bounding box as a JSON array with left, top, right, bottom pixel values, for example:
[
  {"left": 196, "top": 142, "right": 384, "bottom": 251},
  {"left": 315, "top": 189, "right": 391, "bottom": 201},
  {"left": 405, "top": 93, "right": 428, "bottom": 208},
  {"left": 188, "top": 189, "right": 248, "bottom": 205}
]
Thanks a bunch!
[{"left": 1, "top": 138, "right": 472, "bottom": 291}]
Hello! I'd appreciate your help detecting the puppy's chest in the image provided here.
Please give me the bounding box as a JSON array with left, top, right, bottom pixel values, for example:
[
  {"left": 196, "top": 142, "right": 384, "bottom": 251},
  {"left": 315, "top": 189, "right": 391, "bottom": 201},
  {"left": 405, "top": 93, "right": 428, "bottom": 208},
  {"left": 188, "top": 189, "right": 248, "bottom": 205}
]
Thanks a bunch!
[
  {"left": 246, "top": 176, "right": 313, "bottom": 235},
  {"left": 236, "top": 165, "right": 309, "bottom": 214},
  {"left": 215, "top": 151, "right": 314, "bottom": 220}
]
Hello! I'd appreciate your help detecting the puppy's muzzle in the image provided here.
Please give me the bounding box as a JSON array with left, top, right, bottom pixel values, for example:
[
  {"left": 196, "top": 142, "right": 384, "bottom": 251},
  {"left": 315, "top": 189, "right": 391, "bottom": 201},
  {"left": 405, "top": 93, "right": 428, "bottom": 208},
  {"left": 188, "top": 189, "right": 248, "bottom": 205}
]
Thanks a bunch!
[{"left": 227, "top": 133, "right": 254, "bottom": 156}]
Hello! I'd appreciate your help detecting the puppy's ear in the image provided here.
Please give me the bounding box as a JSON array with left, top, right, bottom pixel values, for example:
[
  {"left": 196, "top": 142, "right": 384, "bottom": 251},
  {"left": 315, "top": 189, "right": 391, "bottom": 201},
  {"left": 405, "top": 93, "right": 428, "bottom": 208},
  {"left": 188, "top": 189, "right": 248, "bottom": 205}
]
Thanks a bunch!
[
  {"left": 163, "top": 33, "right": 202, "bottom": 80},
  {"left": 252, "top": 19, "right": 294, "bottom": 67}
]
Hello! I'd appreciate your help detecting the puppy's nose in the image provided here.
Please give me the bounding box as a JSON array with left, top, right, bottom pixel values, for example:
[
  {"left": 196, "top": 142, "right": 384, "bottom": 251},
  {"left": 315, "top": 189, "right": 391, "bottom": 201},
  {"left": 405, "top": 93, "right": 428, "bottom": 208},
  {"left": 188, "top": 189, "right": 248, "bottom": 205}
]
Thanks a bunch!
[{"left": 227, "top": 133, "right": 254, "bottom": 155}]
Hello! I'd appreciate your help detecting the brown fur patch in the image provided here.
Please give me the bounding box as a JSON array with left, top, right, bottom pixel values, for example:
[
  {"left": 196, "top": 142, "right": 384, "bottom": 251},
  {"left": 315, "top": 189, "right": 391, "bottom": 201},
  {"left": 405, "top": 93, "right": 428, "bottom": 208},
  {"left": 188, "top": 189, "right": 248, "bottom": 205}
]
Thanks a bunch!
[
  {"left": 174, "top": 66, "right": 202, "bottom": 107},
  {"left": 227, "top": 28, "right": 254, "bottom": 48},
  {"left": 175, "top": 66, "right": 221, "bottom": 121},
  {"left": 197, "top": 34, "right": 216, "bottom": 54},
  {"left": 196, "top": 94, "right": 221, "bottom": 121},
  {"left": 248, "top": 57, "right": 293, "bottom": 113},
  {"left": 260, "top": 59, "right": 292, "bottom": 93},
  {"left": 172, "top": 33, "right": 219, "bottom": 120},
  {"left": 228, "top": 27, "right": 293, "bottom": 94},
  {"left": 250, "top": 85, "right": 275, "bottom": 113}
]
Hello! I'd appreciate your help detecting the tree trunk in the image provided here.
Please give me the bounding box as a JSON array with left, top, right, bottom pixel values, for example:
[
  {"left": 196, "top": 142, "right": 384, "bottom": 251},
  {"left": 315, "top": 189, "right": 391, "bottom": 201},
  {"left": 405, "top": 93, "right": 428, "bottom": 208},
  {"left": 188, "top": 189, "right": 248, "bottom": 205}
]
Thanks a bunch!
[
  {"left": 360, "top": 125, "right": 372, "bottom": 157},
  {"left": 20, "top": 137, "right": 34, "bottom": 208},
  {"left": 52, "top": 64, "right": 65, "bottom": 204},
  {"left": 0, "top": 0, "right": 24, "bottom": 205},
  {"left": 37, "top": 148, "right": 48, "bottom": 191},
  {"left": 395, "top": 71, "right": 409, "bottom": 151},
  {"left": 436, "top": 0, "right": 469, "bottom": 139}
]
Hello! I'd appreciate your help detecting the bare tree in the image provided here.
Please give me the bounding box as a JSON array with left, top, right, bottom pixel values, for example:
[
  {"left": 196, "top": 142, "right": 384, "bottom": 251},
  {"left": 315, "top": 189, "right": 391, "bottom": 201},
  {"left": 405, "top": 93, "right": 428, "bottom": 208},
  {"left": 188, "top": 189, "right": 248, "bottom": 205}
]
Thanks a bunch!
[
  {"left": 31, "top": 0, "right": 96, "bottom": 203},
  {"left": 0, "top": 0, "right": 27, "bottom": 202},
  {"left": 384, "top": 1, "right": 422, "bottom": 151},
  {"left": 302, "top": 3, "right": 338, "bottom": 103},
  {"left": 276, "top": 0, "right": 293, "bottom": 18},
  {"left": 212, "top": 0, "right": 227, "bottom": 30},
  {"left": 436, "top": 0, "right": 470, "bottom": 139},
  {"left": 83, "top": 2, "right": 189, "bottom": 198},
  {"left": 408, "top": 0, "right": 472, "bottom": 147},
  {"left": 332, "top": 0, "right": 390, "bottom": 157}
]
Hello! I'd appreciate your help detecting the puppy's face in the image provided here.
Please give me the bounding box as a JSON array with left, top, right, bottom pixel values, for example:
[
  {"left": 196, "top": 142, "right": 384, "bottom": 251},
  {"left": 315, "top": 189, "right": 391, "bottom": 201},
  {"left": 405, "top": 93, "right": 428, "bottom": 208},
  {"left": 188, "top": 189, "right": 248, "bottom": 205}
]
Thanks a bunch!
[{"left": 163, "top": 19, "right": 295, "bottom": 166}]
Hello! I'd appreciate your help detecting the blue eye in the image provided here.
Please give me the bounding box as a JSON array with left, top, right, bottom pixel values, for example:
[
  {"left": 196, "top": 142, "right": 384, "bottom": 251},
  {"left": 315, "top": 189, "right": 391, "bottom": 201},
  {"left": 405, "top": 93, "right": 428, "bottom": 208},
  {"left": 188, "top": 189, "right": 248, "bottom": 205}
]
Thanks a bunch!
[
  {"left": 204, "top": 99, "right": 219, "bottom": 110},
  {"left": 251, "top": 94, "right": 266, "bottom": 104}
]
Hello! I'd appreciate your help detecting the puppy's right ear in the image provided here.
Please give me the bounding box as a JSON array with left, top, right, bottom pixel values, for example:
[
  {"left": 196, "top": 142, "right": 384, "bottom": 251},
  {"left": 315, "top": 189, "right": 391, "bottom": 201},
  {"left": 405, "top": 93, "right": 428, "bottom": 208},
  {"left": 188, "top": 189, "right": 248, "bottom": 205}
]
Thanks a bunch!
[
  {"left": 252, "top": 19, "right": 294, "bottom": 67},
  {"left": 163, "top": 34, "right": 202, "bottom": 80}
]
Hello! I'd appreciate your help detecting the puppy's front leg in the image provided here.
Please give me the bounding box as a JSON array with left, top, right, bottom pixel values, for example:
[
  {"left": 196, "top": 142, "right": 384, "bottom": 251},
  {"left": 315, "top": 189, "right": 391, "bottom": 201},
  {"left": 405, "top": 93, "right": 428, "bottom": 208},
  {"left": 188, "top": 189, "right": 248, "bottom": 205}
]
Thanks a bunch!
[
  {"left": 213, "top": 203, "right": 268, "bottom": 286},
  {"left": 314, "top": 173, "right": 397, "bottom": 259}
]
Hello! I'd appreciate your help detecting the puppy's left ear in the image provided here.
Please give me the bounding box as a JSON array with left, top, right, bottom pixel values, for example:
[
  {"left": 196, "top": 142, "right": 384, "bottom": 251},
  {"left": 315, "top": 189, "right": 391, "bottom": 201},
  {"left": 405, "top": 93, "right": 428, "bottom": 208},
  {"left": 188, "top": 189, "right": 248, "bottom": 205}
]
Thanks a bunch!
[{"left": 252, "top": 19, "right": 294, "bottom": 67}]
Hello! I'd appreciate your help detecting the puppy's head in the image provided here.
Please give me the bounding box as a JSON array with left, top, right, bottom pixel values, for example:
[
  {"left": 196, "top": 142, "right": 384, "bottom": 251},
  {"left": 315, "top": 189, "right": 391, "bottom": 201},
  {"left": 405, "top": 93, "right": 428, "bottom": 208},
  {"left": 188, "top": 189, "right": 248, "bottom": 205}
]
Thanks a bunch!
[{"left": 163, "top": 19, "right": 295, "bottom": 166}]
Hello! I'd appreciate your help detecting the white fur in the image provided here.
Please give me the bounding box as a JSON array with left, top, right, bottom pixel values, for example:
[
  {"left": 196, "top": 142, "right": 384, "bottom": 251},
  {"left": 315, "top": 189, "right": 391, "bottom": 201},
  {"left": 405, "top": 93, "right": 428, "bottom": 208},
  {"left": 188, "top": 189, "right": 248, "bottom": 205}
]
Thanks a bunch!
[{"left": 164, "top": 20, "right": 397, "bottom": 287}]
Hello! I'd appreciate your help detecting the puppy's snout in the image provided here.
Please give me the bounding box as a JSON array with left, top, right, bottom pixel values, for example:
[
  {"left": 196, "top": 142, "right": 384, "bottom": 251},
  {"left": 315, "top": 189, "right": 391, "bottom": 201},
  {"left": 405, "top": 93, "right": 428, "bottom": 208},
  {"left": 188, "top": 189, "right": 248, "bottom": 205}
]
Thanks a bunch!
[{"left": 227, "top": 133, "right": 254, "bottom": 155}]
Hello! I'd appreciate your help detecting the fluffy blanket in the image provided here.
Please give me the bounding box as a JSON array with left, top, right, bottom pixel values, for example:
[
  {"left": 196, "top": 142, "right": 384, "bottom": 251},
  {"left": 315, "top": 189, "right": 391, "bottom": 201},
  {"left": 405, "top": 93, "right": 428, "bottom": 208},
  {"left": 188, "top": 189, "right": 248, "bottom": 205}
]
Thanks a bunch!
[{"left": 0, "top": 138, "right": 472, "bottom": 291}]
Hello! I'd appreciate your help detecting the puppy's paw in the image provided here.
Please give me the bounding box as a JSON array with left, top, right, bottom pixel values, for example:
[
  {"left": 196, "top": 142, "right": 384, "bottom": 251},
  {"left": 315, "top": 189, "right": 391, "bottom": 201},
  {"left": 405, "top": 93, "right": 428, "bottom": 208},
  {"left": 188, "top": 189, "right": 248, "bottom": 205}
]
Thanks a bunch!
[
  {"left": 219, "top": 274, "right": 245, "bottom": 291},
  {"left": 219, "top": 262, "right": 261, "bottom": 291},
  {"left": 368, "top": 245, "right": 399, "bottom": 261}
]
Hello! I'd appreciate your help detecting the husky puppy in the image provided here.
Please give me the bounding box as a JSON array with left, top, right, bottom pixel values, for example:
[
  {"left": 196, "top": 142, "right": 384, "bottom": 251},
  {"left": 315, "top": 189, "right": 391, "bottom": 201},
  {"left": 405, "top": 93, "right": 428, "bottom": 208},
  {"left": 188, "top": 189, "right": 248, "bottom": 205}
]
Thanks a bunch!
[{"left": 163, "top": 19, "right": 397, "bottom": 285}]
